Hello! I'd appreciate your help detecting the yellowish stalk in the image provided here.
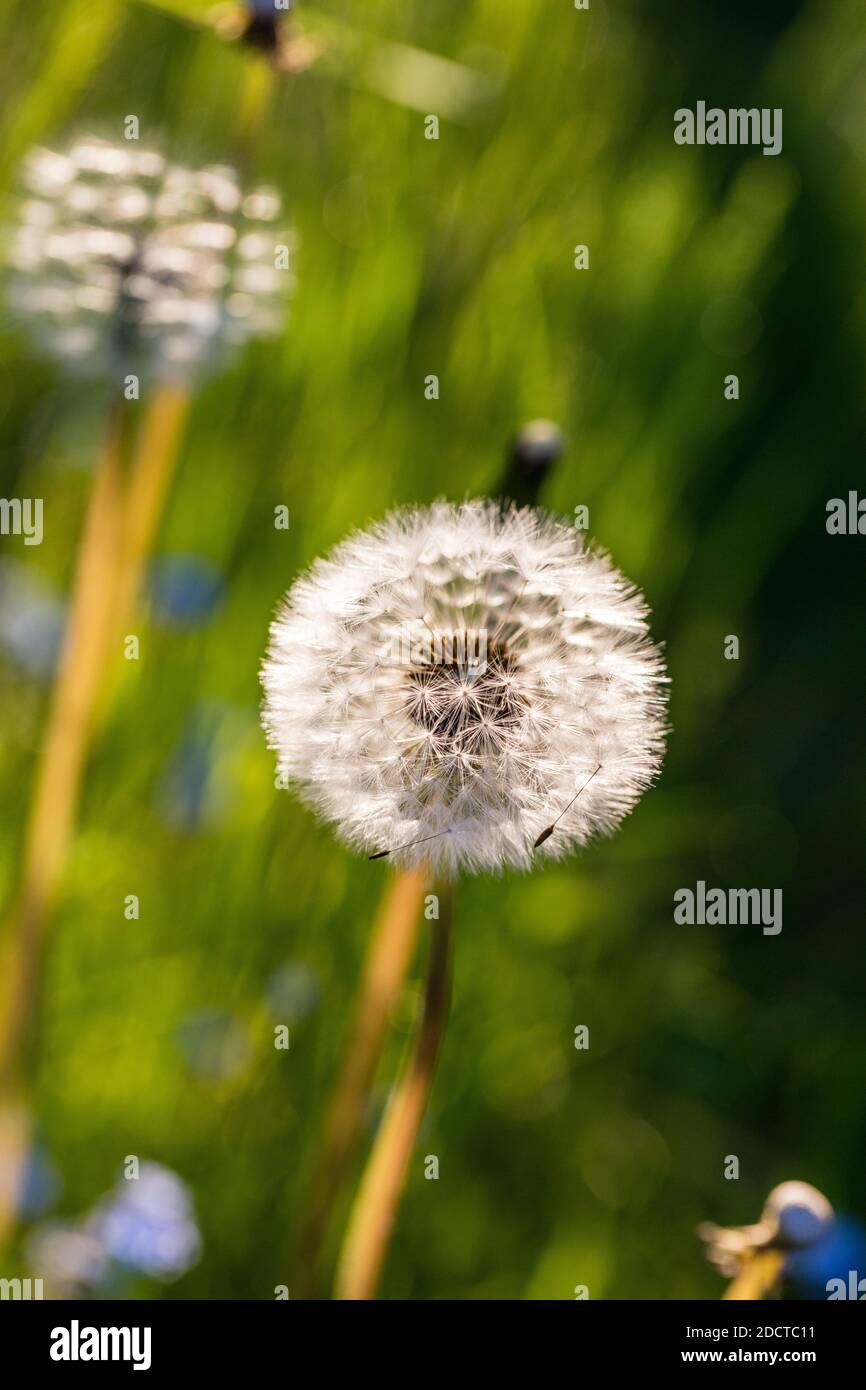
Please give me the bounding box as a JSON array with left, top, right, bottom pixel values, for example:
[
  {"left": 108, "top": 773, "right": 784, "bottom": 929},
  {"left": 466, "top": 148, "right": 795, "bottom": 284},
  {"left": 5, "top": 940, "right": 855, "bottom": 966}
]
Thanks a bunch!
[
  {"left": 723, "top": 1250, "right": 786, "bottom": 1300},
  {"left": 107, "top": 381, "right": 191, "bottom": 653},
  {"left": 0, "top": 385, "right": 190, "bottom": 1252},
  {"left": 236, "top": 59, "right": 277, "bottom": 164},
  {"left": 293, "top": 865, "right": 429, "bottom": 1297},
  {"left": 0, "top": 403, "right": 129, "bottom": 1246},
  {"left": 1, "top": 405, "right": 127, "bottom": 1056},
  {"left": 334, "top": 885, "right": 453, "bottom": 1301},
  {"left": 0, "top": 1101, "right": 30, "bottom": 1247}
]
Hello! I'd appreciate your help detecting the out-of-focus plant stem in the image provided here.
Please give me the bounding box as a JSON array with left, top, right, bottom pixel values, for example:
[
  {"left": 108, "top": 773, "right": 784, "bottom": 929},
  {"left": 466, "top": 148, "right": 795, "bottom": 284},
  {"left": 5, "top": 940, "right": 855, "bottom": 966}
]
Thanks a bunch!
[
  {"left": 0, "top": 399, "right": 129, "bottom": 1251},
  {"left": 292, "top": 865, "right": 429, "bottom": 1297},
  {"left": 334, "top": 884, "right": 453, "bottom": 1301},
  {"left": 107, "top": 381, "right": 191, "bottom": 660},
  {"left": 0, "top": 383, "right": 192, "bottom": 1255},
  {"left": 723, "top": 1250, "right": 786, "bottom": 1300},
  {"left": 237, "top": 58, "right": 277, "bottom": 166}
]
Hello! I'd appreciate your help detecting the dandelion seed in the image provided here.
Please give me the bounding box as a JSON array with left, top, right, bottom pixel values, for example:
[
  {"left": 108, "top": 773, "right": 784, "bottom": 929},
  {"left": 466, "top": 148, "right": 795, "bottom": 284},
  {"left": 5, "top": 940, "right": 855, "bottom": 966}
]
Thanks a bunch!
[{"left": 261, "top": 500, "right": 668, "bottom": 875}]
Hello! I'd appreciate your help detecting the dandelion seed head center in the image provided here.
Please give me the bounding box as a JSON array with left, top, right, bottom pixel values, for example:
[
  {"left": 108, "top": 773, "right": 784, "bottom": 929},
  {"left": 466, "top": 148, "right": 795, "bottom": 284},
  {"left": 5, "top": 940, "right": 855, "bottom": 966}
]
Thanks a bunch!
[{"left": 405, "top": 645, "right": 529, "bottom": 744}]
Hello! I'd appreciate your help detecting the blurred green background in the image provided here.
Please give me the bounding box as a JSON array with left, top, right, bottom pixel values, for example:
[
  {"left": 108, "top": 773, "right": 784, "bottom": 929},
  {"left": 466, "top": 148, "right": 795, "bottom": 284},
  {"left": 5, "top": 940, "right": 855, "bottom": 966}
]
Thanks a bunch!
[{"left": 1, "top": 0, "right": 865, "bottom": 1298}]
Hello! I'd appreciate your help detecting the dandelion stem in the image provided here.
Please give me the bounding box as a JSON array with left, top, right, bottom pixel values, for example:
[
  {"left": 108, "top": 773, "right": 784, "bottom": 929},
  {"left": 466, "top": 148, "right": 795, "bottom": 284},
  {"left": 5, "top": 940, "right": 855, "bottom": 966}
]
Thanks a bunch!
[
  {"left": 1, "top": 403, "right": 127, "bottom": 1059},
  {"left": 237, "top": 60, "right": 277, "bottom": 165},
  {"left": 0, "top": 399, "right": 129, "bottom": 1249},
  {"left": 107, "top": 381, "right": 191, "bottom": 658},
  {"left": 0, "top": 384, "right": 189, "bottom": 1253},
  {"left": 334, "top": 882, "right": 453, "bottom": 1300},
  {"left": 723, "top": 1250, "right": 786, "bottom": 1300},
  {"left": 292, "top": 865, "right": 429, "bottom": 1297}
]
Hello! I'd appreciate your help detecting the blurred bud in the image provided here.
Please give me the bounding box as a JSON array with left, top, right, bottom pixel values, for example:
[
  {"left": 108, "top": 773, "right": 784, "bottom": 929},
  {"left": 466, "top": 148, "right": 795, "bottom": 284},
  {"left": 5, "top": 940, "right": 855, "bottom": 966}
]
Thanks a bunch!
[
  {"left": 499, "top": 419, "right": 565, "bottom": 507},
  {"left": 242, "top": 1, "right": 286, "bottom": 51}
]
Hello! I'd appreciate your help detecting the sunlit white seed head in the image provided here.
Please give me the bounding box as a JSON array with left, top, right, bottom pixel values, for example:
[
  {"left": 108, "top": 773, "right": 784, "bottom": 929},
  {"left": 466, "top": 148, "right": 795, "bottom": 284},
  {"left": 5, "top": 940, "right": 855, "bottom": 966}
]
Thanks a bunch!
[
  {"left": 698, "top": 1179, "right": 835, "bottom": 1278},
  {"left": 763, "top": 1181, "right": 834, "bottom": 1249},
  {"left": 5, "top": 137, "right": 295, "bottom": 381},
  {"left": 261, "top": 500, "right": 668, "bottom": 876}
]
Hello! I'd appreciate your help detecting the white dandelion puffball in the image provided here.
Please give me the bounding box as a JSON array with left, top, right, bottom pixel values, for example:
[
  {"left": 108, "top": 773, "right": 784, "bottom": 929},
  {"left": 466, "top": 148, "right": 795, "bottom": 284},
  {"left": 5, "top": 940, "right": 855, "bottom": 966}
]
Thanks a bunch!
[
  {"left": 6, "top": 137, "right": 294, "bottom": 379},
  {"left": 261, "top": 500, "right": 668, "bottom": 875}
]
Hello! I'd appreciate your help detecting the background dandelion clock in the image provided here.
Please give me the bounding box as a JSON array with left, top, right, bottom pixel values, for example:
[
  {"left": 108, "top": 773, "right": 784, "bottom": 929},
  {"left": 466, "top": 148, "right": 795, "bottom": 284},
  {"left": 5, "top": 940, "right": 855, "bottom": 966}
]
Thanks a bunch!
[
  {"left": 0, "top": 135, "right": 294, "bottom": 1255},
  {"left": 261, "top": 499, "right": 667, "bottom": 877},
  {"left": 262, "top": 497, "right": 668, "bottom": 1299},
  {"left": 7, "top": 136, "right": 292, "bottom": 380}
]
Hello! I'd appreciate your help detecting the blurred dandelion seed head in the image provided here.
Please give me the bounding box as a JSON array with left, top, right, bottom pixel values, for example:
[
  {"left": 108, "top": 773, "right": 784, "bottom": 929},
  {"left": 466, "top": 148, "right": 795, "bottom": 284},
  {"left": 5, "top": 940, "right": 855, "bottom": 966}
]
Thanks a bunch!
[
  {"left": 6, "top": 137, "right": 295, "bottom": 381},
  {"left": 699, "top": 1180, "right": 836, "bottom": 1280},
  {"left": 261, "top": 500, "right": 668, "bottom": 875},
  {"left": 764, "top": 1181, "right": 835, "bottom": 1249}
]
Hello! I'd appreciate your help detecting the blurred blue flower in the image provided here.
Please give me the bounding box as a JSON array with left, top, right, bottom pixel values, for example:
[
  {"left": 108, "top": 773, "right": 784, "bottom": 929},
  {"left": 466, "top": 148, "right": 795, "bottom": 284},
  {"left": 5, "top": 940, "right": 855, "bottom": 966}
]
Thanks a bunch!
[
  {"left": 156, "top": 702, "right": 249, "bottom": 830},
  {"left": 175, "top": 1008, "right": 253, "bottom": 1082},
  {"left": 157, "top": 724, "right": 215, "bottom": 829},
  {"left": 148, "top": 555, "right": 223, "bottom": 627},
  {"left": 0, "top": 1139, "right": 61, "bottom": 1221},
  {"left": 0, "top": 560, "right": 63, "bottom": 676},
  {"left": 264, "top": 961, "right": 320, "bottom": 1024},
  {"left": 93, "top": 1162, "right": 201, "bottom": 1281},
  {"left": 17, "top": 1142, "right": 62, "bottom": 1219},
  {"left": 26, "top": 1161, "right": 202, "bottom": 1295},
  {"left": 786, "top": 1216, "right": 866, "bottom": 1298}
]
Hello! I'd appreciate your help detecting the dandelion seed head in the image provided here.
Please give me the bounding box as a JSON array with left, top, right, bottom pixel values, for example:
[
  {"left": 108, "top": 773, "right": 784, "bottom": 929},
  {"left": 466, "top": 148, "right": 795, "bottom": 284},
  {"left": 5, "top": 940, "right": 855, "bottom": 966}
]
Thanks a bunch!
[
  {"left": 699, "top": 1180, "right": 836, "bottom": 1280},
  {"left": 261, "top": 500, "right": 668, "bottom": 875},
  {"left": 764, "top": 1182, "right": 834, "bottom": 1249},
  {"left": 6, "top": 137, "right": 295, "bottom": 381}
]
